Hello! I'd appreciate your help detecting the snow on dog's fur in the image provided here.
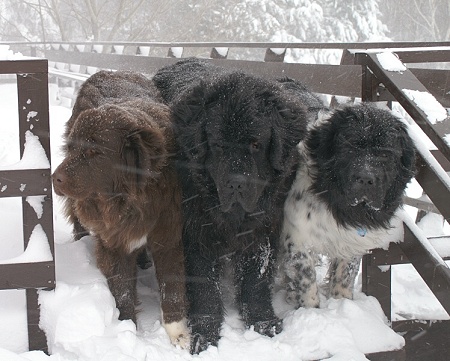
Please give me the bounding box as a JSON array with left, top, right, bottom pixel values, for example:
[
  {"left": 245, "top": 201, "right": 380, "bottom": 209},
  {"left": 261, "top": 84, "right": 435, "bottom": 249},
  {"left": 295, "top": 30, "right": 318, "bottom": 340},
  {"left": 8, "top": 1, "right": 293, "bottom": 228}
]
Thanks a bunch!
[{"left": 278, "top": 80, "right": 416, "bottom": 308}]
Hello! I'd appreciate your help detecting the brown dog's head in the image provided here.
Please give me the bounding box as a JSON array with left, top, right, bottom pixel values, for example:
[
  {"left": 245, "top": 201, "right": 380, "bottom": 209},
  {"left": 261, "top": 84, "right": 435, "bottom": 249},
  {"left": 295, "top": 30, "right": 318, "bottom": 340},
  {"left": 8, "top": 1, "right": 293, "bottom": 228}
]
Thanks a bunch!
[{"left": 52, "top": 101, "right": 169, "bottom": 201}]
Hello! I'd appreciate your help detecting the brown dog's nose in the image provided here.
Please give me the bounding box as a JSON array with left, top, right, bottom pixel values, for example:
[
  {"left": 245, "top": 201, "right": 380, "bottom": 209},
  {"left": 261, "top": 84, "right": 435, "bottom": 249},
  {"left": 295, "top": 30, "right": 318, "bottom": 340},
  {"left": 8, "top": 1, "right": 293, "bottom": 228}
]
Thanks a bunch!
[
  {"left": 52, "top": 166, "right": 67, "bottom": 195},
  {"left": 52, "top": 167, "right": 66, "bottom": 185}
]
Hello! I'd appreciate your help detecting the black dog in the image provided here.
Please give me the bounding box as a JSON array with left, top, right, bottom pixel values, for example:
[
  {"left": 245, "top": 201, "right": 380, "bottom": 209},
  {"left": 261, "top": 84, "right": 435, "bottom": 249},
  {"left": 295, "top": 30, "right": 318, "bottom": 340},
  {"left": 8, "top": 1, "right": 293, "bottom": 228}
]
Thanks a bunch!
[
  {"left": 153, "top": 58, "right": 309, "bottom": 353},
  {"left": 278, "top": 79, "right": 416, "bottom": 308}
]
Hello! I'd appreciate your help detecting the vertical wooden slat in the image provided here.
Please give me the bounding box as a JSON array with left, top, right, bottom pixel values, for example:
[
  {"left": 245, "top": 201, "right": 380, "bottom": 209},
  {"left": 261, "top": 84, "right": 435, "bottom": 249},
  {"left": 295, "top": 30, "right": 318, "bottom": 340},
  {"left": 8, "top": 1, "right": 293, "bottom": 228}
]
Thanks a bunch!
[
  {"left": 210, "top": 47, "right": 229, "bottom": 59},
  {"left": 264, "top": 48, "right": 286, "bottom": 62},
  {"left": 1, "top": 61, "right": 55, "bottom": 352},
  {"left": 362, "top": 251, "right": 392, "bottom": 320},
  {"left": 26, "top": 289, "right": 47, "bottom": 352}
]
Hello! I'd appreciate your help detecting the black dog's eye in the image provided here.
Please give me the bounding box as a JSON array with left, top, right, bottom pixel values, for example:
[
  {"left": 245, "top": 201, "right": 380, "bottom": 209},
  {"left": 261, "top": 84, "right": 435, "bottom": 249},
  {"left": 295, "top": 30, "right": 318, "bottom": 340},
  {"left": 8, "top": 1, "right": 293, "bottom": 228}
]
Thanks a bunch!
[
  {"left": 209, "top": 142, "right": 223, "bottom": 155},
  {"left": 250, "top": 141, "right": 261, "bottom": 151}
]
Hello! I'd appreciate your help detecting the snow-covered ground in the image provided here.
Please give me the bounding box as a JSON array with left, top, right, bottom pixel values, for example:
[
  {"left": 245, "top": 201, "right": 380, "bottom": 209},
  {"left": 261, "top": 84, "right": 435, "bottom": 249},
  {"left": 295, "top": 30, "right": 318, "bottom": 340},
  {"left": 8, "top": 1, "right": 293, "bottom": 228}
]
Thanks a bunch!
[{"left": 0, "top": 74, "right": 449, "bottom": 361}]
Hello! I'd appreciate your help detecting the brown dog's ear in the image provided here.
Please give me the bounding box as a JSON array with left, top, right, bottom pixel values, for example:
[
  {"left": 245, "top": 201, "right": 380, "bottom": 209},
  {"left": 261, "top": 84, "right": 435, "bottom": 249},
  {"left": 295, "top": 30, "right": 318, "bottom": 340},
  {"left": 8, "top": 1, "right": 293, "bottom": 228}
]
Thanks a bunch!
[{"left": 122, "top": 125, "right": 167, "bottom": 189}]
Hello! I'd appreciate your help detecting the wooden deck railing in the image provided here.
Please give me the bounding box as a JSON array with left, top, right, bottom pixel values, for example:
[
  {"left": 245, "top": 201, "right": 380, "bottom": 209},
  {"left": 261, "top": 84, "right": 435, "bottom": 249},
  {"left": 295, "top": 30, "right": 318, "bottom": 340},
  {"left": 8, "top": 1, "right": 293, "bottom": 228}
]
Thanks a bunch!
[{"left": 0, "top": 59, "right": 55, "bottom": 351}]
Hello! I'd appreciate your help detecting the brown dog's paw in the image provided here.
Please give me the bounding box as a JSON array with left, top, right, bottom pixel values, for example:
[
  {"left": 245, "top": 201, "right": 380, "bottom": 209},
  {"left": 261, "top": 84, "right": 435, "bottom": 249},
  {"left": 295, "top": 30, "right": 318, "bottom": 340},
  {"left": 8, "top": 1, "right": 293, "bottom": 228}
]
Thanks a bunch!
[{"left": 163, "top": 318, "right": 191, "bottom": 350}]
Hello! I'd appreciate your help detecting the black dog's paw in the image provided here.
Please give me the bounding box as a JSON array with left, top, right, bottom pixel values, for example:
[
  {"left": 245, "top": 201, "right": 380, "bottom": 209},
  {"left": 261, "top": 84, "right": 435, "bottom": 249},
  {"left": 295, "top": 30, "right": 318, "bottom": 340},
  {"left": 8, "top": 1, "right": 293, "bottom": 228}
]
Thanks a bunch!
[
  {"left": 191, "top": 333, "right": 212, "bottom": 354},
  {"left": 191, "top": 332, "right": 220, "bottom": 354},
  {"left": 189, "top": 317, "right": 221, "bottom": 354},
  {"left": 253, "top": 317, "right": 283, "bottom": 337}
]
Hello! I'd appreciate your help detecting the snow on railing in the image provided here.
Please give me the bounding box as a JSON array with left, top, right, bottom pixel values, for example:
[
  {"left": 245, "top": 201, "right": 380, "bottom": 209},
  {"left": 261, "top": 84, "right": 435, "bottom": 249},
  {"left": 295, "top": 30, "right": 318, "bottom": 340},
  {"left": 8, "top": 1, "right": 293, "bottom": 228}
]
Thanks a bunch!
[
  {"left": 402, "top": 89, "right": 448, "bottom": 125},
  {"left": 0, "top": 131, "right": 50, "bottom": 171},
  {"left": 0, "top": 224, "right": 52, "bottom": 264}
]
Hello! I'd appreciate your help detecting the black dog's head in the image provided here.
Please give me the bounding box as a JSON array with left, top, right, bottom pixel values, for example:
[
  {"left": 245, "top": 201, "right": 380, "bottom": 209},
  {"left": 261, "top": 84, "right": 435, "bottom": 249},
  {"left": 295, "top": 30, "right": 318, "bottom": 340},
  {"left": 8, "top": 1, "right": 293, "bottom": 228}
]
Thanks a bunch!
[
  {"left": 306, "top": 104, "right": 416, "bottom": 228},
  {"left": 172, "top": 71, "right": 308, "bottom": 214}
]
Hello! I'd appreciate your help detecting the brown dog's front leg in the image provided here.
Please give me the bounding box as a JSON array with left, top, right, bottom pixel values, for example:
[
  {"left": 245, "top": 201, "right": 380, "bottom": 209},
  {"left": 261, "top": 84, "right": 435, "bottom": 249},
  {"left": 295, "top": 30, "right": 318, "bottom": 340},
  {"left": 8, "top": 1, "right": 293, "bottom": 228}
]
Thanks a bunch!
[
  {"left": 95, "top": 240, "right": 138, "bottom": 322},
  {"left": 150, "top": 238, "right": 190, "bottom": 349}
]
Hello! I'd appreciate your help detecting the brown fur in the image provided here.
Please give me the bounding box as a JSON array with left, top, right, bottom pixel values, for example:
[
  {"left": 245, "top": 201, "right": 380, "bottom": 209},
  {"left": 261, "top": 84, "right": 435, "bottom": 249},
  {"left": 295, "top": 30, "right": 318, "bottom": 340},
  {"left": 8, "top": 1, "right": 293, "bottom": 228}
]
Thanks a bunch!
[{"left": 52, "top": 70, "right": 189, "bottom": 347}]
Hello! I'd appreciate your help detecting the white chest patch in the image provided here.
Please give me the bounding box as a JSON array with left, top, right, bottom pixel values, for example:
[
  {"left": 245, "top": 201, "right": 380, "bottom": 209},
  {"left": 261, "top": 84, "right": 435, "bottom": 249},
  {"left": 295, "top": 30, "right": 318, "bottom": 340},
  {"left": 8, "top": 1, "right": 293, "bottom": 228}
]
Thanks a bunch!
[
  {"left": 282, "top": 165, "right": 403, "bottom": 260},
  {"left": 127, "top": 236, "right": 147, "bottom": 254}
]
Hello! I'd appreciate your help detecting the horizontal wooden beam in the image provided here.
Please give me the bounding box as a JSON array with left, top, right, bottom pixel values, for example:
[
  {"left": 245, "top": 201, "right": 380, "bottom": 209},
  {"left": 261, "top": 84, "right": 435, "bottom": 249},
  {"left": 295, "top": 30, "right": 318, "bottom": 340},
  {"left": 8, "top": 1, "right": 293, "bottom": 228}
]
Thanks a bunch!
[
  {"left": 0, "top": 59, "right": 48, "bottom": 74},
  {"left": 0, "top": 169, "right": 52, "bottom": 197},
  {"left": 0, "top": 261, "right": 55, "bottom": 289}
]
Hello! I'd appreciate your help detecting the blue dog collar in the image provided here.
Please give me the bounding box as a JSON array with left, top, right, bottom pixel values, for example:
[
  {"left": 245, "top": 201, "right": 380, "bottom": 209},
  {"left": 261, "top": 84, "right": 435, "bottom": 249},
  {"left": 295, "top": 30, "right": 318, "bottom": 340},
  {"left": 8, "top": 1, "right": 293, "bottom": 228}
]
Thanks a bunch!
[{"left": 357, "top": 227, "right": 367, "bottom": 237}]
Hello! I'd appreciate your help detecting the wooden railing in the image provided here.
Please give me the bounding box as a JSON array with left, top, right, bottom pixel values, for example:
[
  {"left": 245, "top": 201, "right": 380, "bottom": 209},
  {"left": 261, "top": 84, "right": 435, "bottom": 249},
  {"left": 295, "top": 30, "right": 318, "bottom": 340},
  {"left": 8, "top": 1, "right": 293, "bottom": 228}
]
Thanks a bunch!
[{"left": 0, "top": 59, "right": 55, "bottom": 351}]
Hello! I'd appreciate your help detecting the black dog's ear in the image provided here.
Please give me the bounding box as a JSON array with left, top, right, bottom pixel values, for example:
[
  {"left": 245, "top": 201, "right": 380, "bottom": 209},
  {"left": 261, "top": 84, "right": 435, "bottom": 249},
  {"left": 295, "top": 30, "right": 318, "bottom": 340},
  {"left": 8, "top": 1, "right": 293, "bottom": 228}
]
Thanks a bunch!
[
  {"left": 396, "top": 122, "right": 416, "bottom": 176},
  {"left": 269, "top": 97, "right": 308, "bottom": 172},
  {"left": 171, "top": 83, "right": 208, "bottom": 163},
  {"left": 121, "top": 125, "right": 167, "bottom": 190}
]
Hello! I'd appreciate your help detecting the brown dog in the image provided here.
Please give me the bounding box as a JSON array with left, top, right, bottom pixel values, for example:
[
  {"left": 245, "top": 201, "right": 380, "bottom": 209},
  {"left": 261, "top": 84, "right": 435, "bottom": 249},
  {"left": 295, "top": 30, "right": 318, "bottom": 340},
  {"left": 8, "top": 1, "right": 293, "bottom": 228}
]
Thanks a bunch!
[{"left": 52, "top": 71, "right": 189, "bottom": 348}]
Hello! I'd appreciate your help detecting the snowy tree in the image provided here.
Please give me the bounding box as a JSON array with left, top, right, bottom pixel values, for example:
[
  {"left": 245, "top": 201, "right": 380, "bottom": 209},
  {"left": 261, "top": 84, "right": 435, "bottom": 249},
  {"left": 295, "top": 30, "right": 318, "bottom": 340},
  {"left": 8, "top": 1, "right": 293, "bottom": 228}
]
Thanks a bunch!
[
  {"left": 1, "top": 0, "right": 391, "bottom": 62},
  {"left": 380, "top": 0, "right": 450, "bottom": 41}
]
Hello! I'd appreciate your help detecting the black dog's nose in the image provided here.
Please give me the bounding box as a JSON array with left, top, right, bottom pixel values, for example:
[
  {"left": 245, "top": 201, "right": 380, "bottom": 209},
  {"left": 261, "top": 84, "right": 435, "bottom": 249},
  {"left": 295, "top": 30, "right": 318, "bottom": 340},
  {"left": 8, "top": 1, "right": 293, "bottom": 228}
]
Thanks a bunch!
[
  {"left": 354, "top": 172, "right": 376, "bottom": 186},
  {"left": 226, "top": 174, "right": 247, "bottom": 192}
]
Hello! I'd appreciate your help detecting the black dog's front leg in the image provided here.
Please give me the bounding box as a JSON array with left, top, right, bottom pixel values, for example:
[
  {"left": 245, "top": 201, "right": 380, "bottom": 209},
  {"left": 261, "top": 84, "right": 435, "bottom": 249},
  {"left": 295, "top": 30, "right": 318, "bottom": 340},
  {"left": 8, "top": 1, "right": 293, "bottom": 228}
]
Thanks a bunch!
[
  {"left": 235, "top": 245, "right": 282, "bottom": 337},
  {"left": 185, "top": 247, "right": 224, "bottom": 354}
]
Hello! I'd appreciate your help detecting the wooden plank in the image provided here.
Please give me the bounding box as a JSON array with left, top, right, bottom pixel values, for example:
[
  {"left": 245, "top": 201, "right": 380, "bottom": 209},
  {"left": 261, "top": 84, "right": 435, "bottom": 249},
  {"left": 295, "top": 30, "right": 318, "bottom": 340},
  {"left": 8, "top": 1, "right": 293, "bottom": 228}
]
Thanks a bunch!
[
  {"left": 17, "top": 72, "right": 51, "bottom": 160},
  {"left": 414, "top": 152, "right": 450, "bottom": 224},
  {"left": 400, "top": 224, "right": 450, "bottom": 315},
  {"left": 0, "top": 169, "right": 52, "bottom": 197},
  {"left": 44, "top": 49, "right": 363, "bottom": 97},
  {"left": 403, "top": 196, "right": 440, "bottom": 214},
  {"left": 0, "top": 59, "right": 48, "bottom": 74},
  {"left": 355, "top": 51, "right": 450, "bottom": 162},
  {"left": 411, "top": 68, "right": 450, "bottom": 108},
  {"left": 393, "top": 48, "right": 450, "bottom": 63},
  {"left": 26, "top": 288, "right": 48, "bottom": 351},
  {"left": 0, "top": 261, "right": 55, "bottom": 289},
  {"left": 362, "top": 252, "right": 392, "bottom": 319},
  {"left": 11, "top": 40, "right": 450, "bottom": 49}
]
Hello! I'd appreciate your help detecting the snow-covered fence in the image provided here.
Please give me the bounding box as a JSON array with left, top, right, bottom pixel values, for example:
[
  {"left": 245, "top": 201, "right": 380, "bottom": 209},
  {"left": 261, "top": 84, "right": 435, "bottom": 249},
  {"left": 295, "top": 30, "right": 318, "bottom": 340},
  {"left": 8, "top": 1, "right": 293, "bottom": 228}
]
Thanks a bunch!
[{"left": 0, "top": 59, "right": 55, "bottom": 352}]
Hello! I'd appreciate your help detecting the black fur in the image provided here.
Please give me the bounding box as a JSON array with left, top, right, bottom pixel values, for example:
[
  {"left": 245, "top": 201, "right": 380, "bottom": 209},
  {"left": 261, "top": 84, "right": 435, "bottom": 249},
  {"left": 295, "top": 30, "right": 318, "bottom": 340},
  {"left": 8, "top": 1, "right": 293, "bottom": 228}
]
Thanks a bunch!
[
  {"left": 306, "top": 104, "right": 416, "bottom": 229},
  {"left": 153, "top": 58, "right": 308, "bottom": 353}
]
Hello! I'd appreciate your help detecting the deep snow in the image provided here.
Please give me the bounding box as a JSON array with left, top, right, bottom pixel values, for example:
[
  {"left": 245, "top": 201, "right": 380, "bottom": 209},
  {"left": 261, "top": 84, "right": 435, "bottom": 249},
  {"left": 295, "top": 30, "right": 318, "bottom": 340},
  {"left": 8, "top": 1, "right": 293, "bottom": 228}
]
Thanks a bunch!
[{"left": 0, "top": 65, "right": 449, "bottom": 360}]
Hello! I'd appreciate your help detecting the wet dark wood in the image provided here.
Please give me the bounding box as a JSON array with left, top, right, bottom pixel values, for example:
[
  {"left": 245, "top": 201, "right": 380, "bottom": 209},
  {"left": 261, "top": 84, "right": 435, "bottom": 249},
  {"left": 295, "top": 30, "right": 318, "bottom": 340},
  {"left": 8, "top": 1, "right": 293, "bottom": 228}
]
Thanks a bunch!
[
  {"left": 44, "top": 49, "right": 364, "bottom": 97},
  {"left": 400, "top": 225, "right": 450, "bottom": 315},
  {"left": 0, "top": 59, "right": 47, "bottom": 74},
  {"left": 367, "top": 320, "right": 450, "bottom": 361},
  {"left": 0, "top": 59, "right": 54, "bottom": 352},
  {"left": 0, "top": 262, "right": 55, "bottom": 289},
  {"left": 0, "top": 169, "right": 52, "bottom": 197},
  {"left": 355, "top": 51, "right": 450, "bottom": 162}
]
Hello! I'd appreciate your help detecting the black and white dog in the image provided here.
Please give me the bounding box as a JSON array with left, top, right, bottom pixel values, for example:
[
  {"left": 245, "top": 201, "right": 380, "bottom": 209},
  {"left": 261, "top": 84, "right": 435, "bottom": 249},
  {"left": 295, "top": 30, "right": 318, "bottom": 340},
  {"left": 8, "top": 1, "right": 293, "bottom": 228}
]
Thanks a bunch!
[{"left": 278, "top": 79, "right": 416, "bottom": 308}]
